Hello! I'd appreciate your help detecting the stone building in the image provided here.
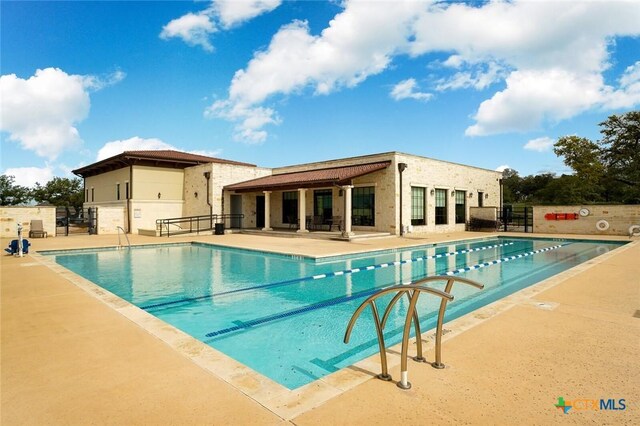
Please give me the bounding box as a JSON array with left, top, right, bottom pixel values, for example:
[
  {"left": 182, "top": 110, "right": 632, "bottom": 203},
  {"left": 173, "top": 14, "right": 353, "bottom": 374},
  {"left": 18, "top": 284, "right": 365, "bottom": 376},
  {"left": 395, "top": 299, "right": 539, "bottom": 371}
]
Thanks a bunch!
[{"left": 73, "top": 150, "right": 502, "bottom": 236}]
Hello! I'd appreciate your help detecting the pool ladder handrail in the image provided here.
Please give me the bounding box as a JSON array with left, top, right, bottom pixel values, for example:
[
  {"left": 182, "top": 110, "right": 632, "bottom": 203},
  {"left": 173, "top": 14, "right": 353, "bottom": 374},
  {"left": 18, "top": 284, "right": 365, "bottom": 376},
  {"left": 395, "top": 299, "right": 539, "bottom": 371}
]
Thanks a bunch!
[
  {"left": 344, "top": 275, "right": 484, "bottom": 390},
  {"left": 117, "top": 226, "right": 131, "bottom": 249}
]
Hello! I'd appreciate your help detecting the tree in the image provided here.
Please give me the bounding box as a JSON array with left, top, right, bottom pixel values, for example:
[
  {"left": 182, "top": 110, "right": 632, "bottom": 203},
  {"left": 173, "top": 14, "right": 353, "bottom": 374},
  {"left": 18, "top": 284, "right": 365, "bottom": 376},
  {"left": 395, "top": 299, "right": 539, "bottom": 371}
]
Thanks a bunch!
[
  {"left": 0, "top": 175, "right": 32, "bottom": 205},
  {"left": 32, "top": 177, "right": 84, "bottom": 210},
  {"left": 554, "top": 111, "right": 640, "bottom": 204},
  {"left": 501, "top": 168, "right": 521, "bottom": 204}
]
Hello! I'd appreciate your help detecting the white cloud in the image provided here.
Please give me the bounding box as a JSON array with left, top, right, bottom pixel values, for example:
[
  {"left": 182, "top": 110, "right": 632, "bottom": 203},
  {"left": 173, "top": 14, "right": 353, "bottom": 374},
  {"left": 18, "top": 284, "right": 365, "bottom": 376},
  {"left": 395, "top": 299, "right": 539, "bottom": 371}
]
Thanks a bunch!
[
  {"left": 0, "top": 68, "right": 124, "bottom": 160},
  {"left": 465, "top": 69, "right": 606, "bottom": 136},
  {"left": 524, "top": 136, "right": 555, "bottom": 152},
  {"left": 160, "top": 12, "right": 217, "bottom": 52},
  {"left": 3, "top": 166, "right": 54, "bottom": 188},
  {"left": 495, "top": 165, "right": 510, "bottom": 173},
  {"left": 215, "top": 0, "right": 282, "bottom": 28},
  {"left": 209, "top": 0, "right": 640, "bottom": 142},
  {"left": 390, "top": 78, "right": 432, "bottom": 102},
  {"left": 96, "top": 136, "right": 223, "bottom": 161},
  {"left": 161, "top": 1, "right": 281, "bottom": 51}
]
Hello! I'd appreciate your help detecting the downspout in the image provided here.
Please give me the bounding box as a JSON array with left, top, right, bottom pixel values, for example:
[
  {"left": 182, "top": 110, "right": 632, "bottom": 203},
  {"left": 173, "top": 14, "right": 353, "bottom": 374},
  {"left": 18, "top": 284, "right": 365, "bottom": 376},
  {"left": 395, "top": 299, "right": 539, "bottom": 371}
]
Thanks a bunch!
[
  {"left": 204, "top": 171, "right": 212, "bottom": 225},
  {"left": 127, "top": 165, "right": 132, "bottom": 233},
  {"left": 398, "top": 163, "right": 408, "bottom": 236}
]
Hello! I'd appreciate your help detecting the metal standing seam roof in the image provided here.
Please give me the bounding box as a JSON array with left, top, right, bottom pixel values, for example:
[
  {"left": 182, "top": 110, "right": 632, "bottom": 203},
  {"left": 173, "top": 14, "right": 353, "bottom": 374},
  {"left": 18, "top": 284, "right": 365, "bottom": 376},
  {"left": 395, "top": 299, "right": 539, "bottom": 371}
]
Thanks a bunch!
[
  {"left": 72, "top": 150, "right": 256, "bottom": 178},
  {"left": 224, "top": 161, "right": 392, "bottom": 192}
]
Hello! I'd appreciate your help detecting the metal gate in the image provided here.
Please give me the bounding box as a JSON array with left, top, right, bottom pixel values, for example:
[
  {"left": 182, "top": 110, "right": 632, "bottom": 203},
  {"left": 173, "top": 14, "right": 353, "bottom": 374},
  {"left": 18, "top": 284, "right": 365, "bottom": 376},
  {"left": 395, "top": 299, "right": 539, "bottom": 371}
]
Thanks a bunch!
[
  {"left": 498, "top": 205, "right": 533, "bottom": 233},
  {"left": 56, "top": 207, "right": 97, "bottom": 236}
]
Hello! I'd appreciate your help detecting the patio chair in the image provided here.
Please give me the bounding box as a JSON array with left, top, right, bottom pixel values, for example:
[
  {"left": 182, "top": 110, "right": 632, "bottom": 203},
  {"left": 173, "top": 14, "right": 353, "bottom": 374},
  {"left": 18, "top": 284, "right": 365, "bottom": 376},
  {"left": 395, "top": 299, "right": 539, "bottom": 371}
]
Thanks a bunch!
[
  {"left": 312, "top": 215, "right": 324, "bottom": 231},
  {"left": 29, "top": 220, "right": 47, "bottom": 238},
  {"left": 330, "top": 216, "right": 343, "bottom": 232}
]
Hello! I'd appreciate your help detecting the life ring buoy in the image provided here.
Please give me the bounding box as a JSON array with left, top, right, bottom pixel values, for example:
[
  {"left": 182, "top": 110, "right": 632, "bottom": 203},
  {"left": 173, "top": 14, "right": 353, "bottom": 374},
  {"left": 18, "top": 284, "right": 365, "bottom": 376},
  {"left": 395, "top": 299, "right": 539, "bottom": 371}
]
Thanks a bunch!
[
  {"left": 629, "top": 225, "right": 640, "bottom": 237},
  {"left": 596, "top": 220, "right": 610, "bottom": 231}
]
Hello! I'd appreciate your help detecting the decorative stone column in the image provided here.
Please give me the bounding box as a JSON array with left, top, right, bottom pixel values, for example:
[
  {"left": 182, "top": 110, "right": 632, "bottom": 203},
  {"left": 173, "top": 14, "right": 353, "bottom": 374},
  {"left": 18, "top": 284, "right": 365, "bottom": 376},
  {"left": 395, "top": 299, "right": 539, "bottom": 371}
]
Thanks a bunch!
[
  {"left": 342, "top": 185, "right": 354, "bottom": 238},
  {"left": 262, "top": 191, "right": 273, "bottom": 231},
  {"left": 297, "top": 188, "right": 308, "bottom": 233}
]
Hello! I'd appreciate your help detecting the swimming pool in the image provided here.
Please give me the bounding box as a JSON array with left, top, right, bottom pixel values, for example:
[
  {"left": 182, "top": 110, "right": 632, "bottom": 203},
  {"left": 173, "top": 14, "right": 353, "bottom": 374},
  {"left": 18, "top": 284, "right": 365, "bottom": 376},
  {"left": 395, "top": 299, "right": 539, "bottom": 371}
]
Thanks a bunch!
[{"left": 47, "top": 237, "right": 624, "bottom": 389}]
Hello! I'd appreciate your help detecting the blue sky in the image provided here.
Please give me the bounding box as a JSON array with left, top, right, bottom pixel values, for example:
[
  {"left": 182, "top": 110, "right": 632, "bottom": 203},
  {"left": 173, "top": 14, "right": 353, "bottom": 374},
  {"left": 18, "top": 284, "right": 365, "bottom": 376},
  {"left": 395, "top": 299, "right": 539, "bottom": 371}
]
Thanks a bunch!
[{"left": 2, "top": 0, "right": 639, "bottom": 187}]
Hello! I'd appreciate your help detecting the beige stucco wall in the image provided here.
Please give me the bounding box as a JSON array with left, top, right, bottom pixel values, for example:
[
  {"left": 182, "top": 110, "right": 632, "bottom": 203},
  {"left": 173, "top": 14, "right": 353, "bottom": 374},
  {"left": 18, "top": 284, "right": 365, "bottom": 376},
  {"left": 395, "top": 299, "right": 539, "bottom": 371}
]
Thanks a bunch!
[
  {"left": 95, "top": 206, "right": 126, "bottom": 235},
  {"left": 533, "top": 205, "right": 640, "bottom": 236},
  {"left": 131, "top": 200, "right": 184, "bottom": 232},
  {"left": 84, "top": 167, "right": 130, "bottom": 203},
  {"left": 0, "top": 206, "right": 56, "bottom": 238},
  {"left": 133, "top": 166, "right": 184, "bottom": 201}
]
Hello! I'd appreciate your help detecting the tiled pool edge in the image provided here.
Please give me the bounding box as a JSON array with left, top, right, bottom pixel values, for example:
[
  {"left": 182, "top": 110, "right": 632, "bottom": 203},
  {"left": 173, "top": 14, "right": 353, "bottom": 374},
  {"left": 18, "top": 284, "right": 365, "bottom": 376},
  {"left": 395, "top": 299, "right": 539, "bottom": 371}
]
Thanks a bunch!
[{"left": 30, "top": 238, "right": 637, "bottom": 421}]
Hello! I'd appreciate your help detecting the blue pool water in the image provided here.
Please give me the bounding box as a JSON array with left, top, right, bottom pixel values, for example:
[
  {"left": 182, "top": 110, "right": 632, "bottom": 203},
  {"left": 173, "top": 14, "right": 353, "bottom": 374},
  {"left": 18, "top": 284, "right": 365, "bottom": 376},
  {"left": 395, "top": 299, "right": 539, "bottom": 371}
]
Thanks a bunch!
[{"left": 47, "top": 237, "right": 624, "bottom": 389}]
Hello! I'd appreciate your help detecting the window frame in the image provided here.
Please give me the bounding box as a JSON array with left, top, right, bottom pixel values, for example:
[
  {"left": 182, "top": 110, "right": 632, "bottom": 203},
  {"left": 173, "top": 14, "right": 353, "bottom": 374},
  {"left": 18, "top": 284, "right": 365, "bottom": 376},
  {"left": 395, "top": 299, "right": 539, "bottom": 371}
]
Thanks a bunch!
[
  {"left": 455, "top": 190, "right": 466, "bottom": 224},
  {"left": 435, "top": 188, "right": 447, "bottom": 225},
  {"left": 410, "top": 186, "right": 426, "bottom": 226},
  {"left": 352, "top": 186, "right": 375, "bottom": 226}
]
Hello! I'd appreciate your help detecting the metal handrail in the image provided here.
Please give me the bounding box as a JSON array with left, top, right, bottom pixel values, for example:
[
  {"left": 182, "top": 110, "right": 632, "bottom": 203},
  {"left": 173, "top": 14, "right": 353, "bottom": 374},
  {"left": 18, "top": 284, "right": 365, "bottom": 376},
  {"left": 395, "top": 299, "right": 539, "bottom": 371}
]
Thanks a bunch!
[
  {"left": 344, "top": 283, "right": 453, "bottom": 389},
  {"left": 344, "top": 275, "right": 484, "bottom": 390},
  {"left": 156, "top": 214, "right": 244, "bottom": 237},
  {"left": 116, "top": 226, "right": 130, "bottom": 249}
]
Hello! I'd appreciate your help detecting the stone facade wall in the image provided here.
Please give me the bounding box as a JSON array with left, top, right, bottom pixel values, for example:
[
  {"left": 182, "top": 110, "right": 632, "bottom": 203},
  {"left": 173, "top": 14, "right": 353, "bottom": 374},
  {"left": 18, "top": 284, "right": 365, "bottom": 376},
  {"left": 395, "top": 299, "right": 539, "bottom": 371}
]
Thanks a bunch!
[
  {"left": 184, "top": 163, "right": 270, "bottom": 218},
  {"left": 96, "top": 206, "right": 126, "bottom": 235},
  {"left": 228, "top": 152, "right": 501, "bottom": 235},
  {"left": 0, "top": 206, "right": 56, "bottom": 238},
  {"left": 533, "top": 205, "right": 640, "bottom": 236}
]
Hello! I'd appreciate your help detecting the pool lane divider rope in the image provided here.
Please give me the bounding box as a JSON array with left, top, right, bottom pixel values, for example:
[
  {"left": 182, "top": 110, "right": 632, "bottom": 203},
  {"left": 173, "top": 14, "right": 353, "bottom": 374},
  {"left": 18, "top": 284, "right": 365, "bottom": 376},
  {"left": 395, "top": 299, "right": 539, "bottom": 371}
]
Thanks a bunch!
[
  {"left": 203, "top": 243, "right": 567, "bottom": 338},
  {"left": 141, "top": 241, "right": 515, "bottom": 311},
  {"left": 444, "top": 243, "right": 566, "bottom": 276}
]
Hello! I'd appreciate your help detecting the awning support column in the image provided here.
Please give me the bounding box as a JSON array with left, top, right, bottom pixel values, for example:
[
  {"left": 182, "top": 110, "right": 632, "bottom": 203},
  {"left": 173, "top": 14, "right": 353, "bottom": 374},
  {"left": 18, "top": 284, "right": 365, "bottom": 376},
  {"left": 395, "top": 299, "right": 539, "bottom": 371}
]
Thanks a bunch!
[
  {"left": 263, "top": 191, "right": 273, "bottom": 231},
  {"left": 297, "top": 188, "right": 308, "bottom": 233},
  {"left": 342, "top": 185, "right": 354, "bottom": 238}
]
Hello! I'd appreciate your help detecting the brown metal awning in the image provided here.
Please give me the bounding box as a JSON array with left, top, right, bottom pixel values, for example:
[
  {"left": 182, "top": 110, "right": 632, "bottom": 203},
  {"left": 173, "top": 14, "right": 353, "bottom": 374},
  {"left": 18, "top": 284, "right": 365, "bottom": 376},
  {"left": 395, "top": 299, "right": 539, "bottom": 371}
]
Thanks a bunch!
[{"left": 224, "top": 161, "right": 391, "bottom": 193}]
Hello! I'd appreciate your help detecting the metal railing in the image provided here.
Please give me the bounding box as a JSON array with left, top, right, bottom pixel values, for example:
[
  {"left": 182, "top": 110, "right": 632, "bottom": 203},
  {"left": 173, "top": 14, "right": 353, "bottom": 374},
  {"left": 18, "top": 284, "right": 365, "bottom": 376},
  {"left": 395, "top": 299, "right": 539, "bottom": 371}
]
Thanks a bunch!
[
  {"left": 116, "top": 226, "right": 130, "bottom": 249},
  {"left": 344, "top": 275, "right": 484, "bottom": 390},
  {"left": 156, "top": 214, "right": 244, "bottom": 237}
]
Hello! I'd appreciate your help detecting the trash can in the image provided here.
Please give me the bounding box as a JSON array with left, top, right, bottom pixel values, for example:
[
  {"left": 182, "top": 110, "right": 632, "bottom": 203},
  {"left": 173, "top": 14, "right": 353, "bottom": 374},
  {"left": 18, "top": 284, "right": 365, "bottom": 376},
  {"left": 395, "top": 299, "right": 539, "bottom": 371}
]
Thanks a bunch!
[{"left": 214, "top": 223, "right": 225, "bottom": 235}]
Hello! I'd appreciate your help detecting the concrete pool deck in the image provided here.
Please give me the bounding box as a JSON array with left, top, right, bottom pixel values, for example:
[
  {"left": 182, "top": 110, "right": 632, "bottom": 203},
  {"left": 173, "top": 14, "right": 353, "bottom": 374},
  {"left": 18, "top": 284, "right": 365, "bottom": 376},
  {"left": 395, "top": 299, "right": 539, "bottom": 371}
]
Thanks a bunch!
[{"left": 1, "top": 232, "right": 638, "bottom": 424}]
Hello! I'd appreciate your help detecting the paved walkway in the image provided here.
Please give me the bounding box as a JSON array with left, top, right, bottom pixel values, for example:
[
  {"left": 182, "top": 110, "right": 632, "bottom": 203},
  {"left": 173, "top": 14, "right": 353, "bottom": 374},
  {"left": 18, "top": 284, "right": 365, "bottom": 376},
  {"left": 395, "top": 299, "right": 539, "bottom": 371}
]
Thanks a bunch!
[{"left": 1, "top": 232, "right": 638, "bottom": 424}]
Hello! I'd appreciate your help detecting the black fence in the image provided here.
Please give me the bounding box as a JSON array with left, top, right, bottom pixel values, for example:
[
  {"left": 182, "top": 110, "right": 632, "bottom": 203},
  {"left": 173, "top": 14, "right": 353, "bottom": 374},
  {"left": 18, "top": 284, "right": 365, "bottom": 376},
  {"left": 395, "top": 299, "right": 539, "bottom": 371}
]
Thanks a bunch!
[
  {"left": 56, "top": 207, "right": 97, "bottom": 236},
  {"left": 156, "top": 214, "right": 244, "bottom": 237},
  {"left": 497, "top": 205, "right": 533, "bottom": 233}
]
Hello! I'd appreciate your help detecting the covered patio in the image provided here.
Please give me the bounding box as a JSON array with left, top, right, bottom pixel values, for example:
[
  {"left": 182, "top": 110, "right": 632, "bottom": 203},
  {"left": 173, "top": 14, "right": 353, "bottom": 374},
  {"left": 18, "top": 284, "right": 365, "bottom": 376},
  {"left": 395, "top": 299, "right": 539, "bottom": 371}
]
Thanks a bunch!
[{"left": 224, "top": 161, "right": 391, "bottom": 237}]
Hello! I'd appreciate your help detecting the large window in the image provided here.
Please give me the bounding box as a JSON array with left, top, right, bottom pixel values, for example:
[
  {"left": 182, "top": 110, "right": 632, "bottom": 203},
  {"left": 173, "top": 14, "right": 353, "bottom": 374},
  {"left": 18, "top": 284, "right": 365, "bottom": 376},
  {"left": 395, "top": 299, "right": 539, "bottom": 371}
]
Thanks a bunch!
[
  {"left": 282, "top": 191, "right": 298, "bottom": 224},
  {"left": 435, "top": 189, "right": 447, "bottom": 225},
  {"left": 455, "top": 190, "right": 466, "bottom": 224},
  {"left": 314, "top": 189, "right": 332, "bottom": 220},
  {"left": 411, "top": 187, "right": 425, "bottom": 226},
  {"left": 116, "top": 183, "right": 120, "bottom": 201},
  {"left": 478, "top": 191, "right": 484, "bottom": 207},
  {"left": 352, "top": 186, "right": 375, "bottom": 226}
]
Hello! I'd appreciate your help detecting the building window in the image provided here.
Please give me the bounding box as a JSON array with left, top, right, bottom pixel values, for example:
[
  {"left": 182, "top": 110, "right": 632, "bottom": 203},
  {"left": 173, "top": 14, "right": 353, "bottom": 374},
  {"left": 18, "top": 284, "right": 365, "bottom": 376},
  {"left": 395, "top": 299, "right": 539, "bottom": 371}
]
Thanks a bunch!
[
  {"left": 478, "top": 191, "right": 484, "bottom": 207},
  {"left": 282, "top": 191, "right": 298, "bottom": 224},
  {"left": 455, "top": 190, "right": 466, "bottom": 224},
  {"left": 314, "top": 189, "right": 332, "bottom": 220},
  {"left": 85, "top": 189, "right": 88, "bottom": 202},
  {"left": 411, "top": 187, "right": 425, "bottom": 226},
  {"left": 91, "top": 187, "right": 94, "bottom": 202},
  {"left": 125, "top": 182, "right": 130, "bottom": 199},
  {"left": 435, "top": 189, "right": 447, "bottom": 225},
  {"left": 352, "top": 186, "right": 375, "bottom": 226},
  {"left": 116, "top": 183, "right": 120, "bottom": 201}
]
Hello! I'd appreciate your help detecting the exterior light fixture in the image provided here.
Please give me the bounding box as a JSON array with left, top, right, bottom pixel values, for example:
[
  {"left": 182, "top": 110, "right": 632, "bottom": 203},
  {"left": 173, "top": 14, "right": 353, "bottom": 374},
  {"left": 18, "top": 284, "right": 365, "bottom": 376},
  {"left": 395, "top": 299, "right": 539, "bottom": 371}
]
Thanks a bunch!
[
  {"left": 430, "top": 189, "right": 435, "bottom": 196},
  {"left": 194, "top": 192, "right": 198, "bottom": 198},
  {"left": 485, "top": 193, "right": 489, "bottom": 199},
  {"left": 157, "top": 192, "right": 161, "bottom": 199},
  {"left": 468, "top": 192, "right": 473, "bottom": 198},
  {"left": 451, "top": 190, "right": 456, "bottom": 197}
]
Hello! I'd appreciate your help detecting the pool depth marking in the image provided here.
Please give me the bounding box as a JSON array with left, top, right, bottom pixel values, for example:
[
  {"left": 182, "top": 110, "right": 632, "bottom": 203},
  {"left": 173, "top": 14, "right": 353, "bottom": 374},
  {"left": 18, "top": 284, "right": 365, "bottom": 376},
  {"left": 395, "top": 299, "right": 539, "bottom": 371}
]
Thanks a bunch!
[
  {"left": 203, "top": 243, "right": 566, "bottom": 338},
  {"left": 142, "top": 241, "right": 515, "bottom": 310}
]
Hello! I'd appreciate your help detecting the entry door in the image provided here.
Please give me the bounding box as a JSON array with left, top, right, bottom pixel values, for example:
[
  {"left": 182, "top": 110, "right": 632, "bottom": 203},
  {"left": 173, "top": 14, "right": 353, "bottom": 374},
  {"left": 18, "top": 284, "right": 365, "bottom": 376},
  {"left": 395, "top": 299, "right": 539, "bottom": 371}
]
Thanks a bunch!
[
  {"left": 230, "top": 195, "right": 242, "bottom": 228},
  {"left": 256, "top": 195, "right": 265, "bottom": 228},
  {"left": 314, "top": 190, "right": 333, "bottom": 220}
]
